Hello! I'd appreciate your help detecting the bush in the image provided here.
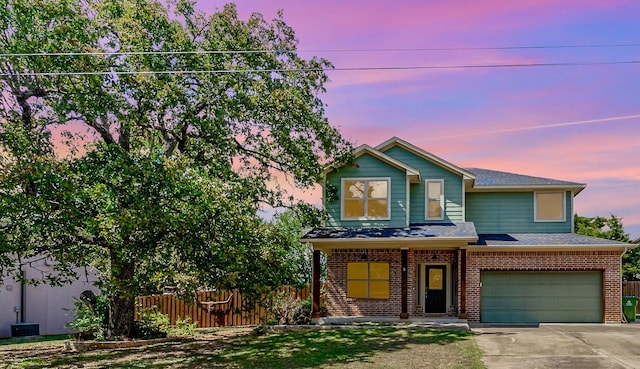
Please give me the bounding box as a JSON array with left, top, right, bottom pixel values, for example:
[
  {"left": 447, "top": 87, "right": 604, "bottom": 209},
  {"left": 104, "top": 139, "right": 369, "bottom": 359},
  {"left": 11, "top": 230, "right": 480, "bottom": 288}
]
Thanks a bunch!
[
  {"left": 169, "top": 316, "right": 198, "bottom": 337},
  {"left": 270, "top": 292, "right": 310, "bottom": 325},
  {"left": 65, "top": 297, "right": 105, "bottom": 341},
  {"left": 132, "top": 307, "right": 169, "bottom": 339},
  {"left": 296, "top": 297, "right": 312, "bottom": 324}
]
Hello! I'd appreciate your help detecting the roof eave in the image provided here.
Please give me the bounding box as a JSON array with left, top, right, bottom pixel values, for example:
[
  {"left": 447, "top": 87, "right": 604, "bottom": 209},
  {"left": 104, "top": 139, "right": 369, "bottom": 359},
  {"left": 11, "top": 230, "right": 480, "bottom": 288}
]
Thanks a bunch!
[
  {"left": 303, "top": 236, "right": 478, "bottom": 244},
  {"left": 467, "top": 244, "right": 629, "bottom": 251},
  {"left": 469, "top": 184, "right": 586, "bottom": 194}
]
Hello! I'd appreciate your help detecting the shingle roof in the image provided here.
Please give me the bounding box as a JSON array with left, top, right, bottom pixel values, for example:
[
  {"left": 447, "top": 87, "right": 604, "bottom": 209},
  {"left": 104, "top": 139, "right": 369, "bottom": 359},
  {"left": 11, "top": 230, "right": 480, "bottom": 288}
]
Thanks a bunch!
[
  {"left": 302, "top": 222, "right": 478, "bottom": 240},
  {"left": 466, "top": 168, "right": 585, "bottom": 188},
  {"left": 475, "top": 233, "right": 630, "bottom": 246}
]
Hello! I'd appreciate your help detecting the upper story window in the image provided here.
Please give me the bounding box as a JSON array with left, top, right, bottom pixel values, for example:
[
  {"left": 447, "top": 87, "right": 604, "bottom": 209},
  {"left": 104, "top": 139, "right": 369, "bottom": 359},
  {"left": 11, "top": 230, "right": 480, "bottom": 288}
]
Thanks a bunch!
[
  {"left": 534, "top": 191, "right": 566, "bottom": 222},
  {"left": 341, "top": 178, "right": 390, "bottom": 220},
  {"left": 425, "top": 179, "right": 444, "bottom": 220}
]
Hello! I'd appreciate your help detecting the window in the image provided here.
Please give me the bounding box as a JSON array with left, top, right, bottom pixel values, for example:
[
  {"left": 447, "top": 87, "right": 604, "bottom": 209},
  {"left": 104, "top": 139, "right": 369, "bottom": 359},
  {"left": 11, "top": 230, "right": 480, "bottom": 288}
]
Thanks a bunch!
[
  {"left": 425, "top": 179, "right": 444, "bottom": 220},
  {"left": 342, "top": 178, "right": 390, "bottom": 219},
  {"left": 347, "top": 262, "right": 390, "bottom": 299},
  {"left": 535, "top": 192, "right": 566, "bottom": 222}
]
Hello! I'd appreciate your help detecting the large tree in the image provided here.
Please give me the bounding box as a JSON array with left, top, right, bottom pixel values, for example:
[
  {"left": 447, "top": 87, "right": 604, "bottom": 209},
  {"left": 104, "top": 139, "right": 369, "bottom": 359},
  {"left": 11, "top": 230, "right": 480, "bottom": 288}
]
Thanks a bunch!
[
  {"left": 574, "top": 214, "right": 638, "bottom": 280},
  {"left": 0, "top": 0, "right": 350, "bottom": 338}
]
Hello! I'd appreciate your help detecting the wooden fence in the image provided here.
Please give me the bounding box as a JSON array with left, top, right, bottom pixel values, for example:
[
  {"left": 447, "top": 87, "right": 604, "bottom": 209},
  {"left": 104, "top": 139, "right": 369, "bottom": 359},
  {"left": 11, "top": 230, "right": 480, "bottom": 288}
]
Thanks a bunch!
[{"left": 135, "top": 285, "right": 322, "bottom": 328}]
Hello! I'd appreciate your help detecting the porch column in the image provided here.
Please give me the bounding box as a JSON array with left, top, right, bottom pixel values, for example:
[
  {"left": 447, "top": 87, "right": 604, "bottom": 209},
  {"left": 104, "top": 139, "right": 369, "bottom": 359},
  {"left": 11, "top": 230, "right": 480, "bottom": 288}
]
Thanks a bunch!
[
  {"left": 400, "top": 249, "right": 409, "bottom": 319},
  {"left": 311, "top": 249, "right": 322, "bottom": 319},
  {"left": 459, "top": 249, "right": 467, "bottom": 319}
]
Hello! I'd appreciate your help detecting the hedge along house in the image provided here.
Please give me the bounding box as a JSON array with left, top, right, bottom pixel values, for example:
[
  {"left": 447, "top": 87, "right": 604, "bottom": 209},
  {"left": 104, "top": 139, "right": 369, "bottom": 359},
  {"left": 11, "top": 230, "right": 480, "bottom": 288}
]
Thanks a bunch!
[{"left": 302, "top": 137, "right": 634, "bottom": 324}]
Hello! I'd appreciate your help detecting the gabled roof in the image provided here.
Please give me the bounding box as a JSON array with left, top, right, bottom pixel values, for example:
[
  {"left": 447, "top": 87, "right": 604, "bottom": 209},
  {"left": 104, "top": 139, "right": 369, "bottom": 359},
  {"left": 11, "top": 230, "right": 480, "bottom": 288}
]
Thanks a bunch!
[
  {"left": 466, "top": 168, "right": 586, "bottom": 194},
  {"left": 325, "top": 137, "right": 586, "bottom": 194},
  {"left": 324, "top": 144, "right": 421, "bottom": 183},
  {"left": 375, "top": 137, "right": 476, "bottom": 180}
]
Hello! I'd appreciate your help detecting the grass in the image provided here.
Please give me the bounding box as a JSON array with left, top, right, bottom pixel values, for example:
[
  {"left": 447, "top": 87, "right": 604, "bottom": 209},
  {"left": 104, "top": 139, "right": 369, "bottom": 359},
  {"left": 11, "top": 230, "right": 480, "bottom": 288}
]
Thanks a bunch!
[
  {"left": 0, "top": 334, "right": 70, "bottom": 346},
  {"left": 0, "top": 327, "right": 486, "bottom": 369}
]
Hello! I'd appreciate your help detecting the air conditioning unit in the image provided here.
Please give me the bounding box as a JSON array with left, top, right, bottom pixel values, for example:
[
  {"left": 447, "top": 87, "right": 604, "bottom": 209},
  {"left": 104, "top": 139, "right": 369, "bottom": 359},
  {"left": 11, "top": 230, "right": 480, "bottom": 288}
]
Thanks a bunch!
[{"left": 11, "top": 323, "right": 40, "bottom": 337}]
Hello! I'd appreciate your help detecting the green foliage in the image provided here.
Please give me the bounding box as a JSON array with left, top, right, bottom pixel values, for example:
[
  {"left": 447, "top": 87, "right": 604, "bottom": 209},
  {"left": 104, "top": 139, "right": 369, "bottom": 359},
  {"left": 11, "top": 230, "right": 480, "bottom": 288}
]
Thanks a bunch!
[
  {"left": 264, "top": 210, "right": 319, "bottom": 287},
  {"left": 133, "top": 306, "right": 170, "bottom": 339},
  {"left": 0, "top": 0, "right": 351, "bottom": 338},
  {"left": 324, "top": 183, "right": 339, "bottom": 203},
  {"left": 623, "top": 247, "right": 640, "bottom": 281},
  {"left": 65, "top": 298, "right": 105, "bottom": 341},
  {"left": 574, "top": 214, "right": 630, "bottom": 242},
  {"left": 574, "top": 214, "right": 638, "bottom": 280},
  {"left": 170, "top": 316, "right": 198, "bottom": 337}
]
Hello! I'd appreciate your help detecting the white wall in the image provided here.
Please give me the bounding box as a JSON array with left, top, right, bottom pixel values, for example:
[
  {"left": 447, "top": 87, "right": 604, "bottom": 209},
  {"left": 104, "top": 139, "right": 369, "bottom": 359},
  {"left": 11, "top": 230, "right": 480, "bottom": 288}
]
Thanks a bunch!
[
  {"left": 0, "top": 257, "right": 99, "bottom": 338},
  {"left": 0, "top": 277, "right": 21, "bottom": 338}
]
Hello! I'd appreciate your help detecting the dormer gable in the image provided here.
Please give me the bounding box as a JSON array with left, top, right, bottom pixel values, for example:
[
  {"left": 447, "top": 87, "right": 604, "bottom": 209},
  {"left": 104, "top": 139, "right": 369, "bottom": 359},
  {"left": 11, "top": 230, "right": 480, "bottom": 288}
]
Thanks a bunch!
[
  {"left": 376, "top": 137, "right": 476, "bottom": 181},
  {"left": 325, "top": 144, "right": 421, "bottom": 183}
]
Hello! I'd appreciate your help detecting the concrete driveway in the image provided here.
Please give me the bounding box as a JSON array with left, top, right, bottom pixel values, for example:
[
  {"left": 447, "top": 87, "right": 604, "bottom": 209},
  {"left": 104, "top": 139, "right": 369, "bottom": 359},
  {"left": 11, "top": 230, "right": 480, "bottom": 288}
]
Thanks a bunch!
[{"left": 473, "top": 324, "right": 640, "bottom": 369}]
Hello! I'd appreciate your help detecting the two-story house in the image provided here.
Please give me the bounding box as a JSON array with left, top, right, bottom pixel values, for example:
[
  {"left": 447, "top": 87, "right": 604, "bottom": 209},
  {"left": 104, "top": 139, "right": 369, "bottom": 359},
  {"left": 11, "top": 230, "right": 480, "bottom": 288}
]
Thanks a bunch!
[{"left": 302, "top": 137, "right": 632, "bottom": 324}]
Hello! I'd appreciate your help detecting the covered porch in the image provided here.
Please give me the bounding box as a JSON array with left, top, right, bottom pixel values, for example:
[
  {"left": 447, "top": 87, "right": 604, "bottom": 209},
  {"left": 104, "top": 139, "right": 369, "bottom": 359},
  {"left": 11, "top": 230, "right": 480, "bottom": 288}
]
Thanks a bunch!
[{"left": 302, "top": 223, "right": 478, "bottom": 320}]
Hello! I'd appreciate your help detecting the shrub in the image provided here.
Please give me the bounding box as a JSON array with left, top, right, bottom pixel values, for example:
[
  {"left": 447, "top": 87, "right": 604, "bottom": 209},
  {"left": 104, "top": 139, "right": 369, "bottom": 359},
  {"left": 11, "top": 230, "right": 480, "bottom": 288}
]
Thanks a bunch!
[
  {"left": 65, "top": 298, "right": 105, "bottom": 341},
  {"left": 169, "top": 316, "right": 198, "bottom": 337},
  {"left": 133, "top": 307, "right": 169, "bottom": 339},
  {"left": 270, "top": 292, "right": 311, "bottom": 325}
]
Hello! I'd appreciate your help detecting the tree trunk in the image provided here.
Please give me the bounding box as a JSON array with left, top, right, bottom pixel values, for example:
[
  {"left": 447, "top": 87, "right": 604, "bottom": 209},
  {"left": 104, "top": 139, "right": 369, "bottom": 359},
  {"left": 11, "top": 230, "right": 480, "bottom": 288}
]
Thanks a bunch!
[{"left": 107, "top": 258, "right": 136, "bottom": 339}]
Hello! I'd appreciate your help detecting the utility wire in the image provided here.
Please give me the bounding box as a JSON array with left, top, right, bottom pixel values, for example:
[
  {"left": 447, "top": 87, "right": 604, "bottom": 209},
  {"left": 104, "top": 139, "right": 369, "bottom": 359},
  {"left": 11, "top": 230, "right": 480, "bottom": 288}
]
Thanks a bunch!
[
  {"left": 1, "top": 43, "right": 640, "bottom": 57},
  {"left": 1, "top": 60, "right": 638, "bottom": 77}
]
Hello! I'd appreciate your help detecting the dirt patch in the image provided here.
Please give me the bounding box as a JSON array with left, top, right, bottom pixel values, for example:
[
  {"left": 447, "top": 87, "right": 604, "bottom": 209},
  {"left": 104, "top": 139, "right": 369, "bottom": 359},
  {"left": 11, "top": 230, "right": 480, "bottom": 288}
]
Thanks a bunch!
[{"left": 64, "top": 337, "right": 177, "bottom": 352}]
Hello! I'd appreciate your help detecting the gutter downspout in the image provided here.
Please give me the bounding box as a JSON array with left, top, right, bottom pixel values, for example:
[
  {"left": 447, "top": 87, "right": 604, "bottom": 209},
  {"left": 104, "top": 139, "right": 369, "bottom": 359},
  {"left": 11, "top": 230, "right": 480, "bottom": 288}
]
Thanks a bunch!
[
  {"left": 621, "top": 246, "right": 628, "bottom": 323},
  {"left": 20, "top": 267, "right": 25, "bottom": 323}
]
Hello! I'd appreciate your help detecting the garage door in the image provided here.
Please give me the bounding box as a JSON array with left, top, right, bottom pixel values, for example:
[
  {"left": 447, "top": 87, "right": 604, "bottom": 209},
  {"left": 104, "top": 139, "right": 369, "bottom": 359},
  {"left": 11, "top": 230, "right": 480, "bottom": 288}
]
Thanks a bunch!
[{"left": 481, "top": 271, "right": 602, "bottom": 323}]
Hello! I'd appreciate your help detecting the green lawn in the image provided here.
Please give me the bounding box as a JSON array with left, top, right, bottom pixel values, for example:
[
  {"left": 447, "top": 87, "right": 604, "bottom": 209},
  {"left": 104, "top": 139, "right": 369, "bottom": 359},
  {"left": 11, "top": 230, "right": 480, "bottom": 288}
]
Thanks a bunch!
[{"left": 0, "top": 327, "right": 485, "bottom": 369}]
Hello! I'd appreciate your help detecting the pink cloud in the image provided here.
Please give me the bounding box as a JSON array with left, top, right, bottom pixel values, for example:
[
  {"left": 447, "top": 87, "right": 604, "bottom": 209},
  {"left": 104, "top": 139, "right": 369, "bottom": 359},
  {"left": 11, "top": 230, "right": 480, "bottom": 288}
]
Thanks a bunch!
[{"left": 225, "top": 0, "right": 633, "bottom": 50}]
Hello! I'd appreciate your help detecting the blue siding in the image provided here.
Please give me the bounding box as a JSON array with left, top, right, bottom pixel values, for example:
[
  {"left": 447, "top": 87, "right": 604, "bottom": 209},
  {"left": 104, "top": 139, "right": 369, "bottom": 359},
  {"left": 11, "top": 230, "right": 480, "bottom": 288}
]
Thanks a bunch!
[
  {"left": 383, "top": 146, "right": 464, "bottom": 223},
  {"left": 325, "top": 153, "right": 407, "bottom": 228},
  {"left": 466, "top": 191, "right": 573, "bottom": 233}
]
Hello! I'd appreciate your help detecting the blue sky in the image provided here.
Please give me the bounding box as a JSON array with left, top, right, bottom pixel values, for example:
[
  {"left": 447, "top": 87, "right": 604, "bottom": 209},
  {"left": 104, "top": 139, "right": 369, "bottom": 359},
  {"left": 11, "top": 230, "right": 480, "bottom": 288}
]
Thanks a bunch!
[{"left": 197, "top": 1, "right": 640, "bottom": 238}]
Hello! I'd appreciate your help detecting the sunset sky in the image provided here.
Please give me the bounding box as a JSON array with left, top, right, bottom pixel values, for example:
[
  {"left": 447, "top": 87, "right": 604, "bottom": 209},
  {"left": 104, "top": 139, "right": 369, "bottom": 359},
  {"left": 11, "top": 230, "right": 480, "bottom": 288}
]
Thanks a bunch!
[{"left": 196, "top": 1, "right": 640, "bottom": 238}]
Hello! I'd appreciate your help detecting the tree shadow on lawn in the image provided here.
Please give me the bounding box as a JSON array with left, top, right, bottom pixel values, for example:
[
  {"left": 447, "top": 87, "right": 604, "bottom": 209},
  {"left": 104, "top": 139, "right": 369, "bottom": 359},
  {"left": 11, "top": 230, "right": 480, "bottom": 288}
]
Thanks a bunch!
[
  {"left": 33, "top": 327, "right": 474, "bottom": 369},
  {"left": 210, "top": 328, "right": 474, "bottom": 369}
]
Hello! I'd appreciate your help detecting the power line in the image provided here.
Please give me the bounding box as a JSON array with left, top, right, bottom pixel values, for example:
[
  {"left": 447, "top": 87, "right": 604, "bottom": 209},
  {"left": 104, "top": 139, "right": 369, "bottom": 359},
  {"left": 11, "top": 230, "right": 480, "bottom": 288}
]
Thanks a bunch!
[
  {"left": 1, "top": 43, "right": 639, "bottom": 57},
  {"left": 1, "top": 60, "right": 638, "bottom": 77}
]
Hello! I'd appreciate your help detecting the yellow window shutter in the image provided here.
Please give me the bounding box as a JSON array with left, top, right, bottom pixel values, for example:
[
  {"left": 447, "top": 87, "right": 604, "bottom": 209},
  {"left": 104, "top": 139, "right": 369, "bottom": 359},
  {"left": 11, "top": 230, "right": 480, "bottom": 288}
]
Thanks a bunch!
[
  {"left": 347, "top": 262, "right": 368, "bottom": 279},
  {"left": 369, "top": 262, "right": 389, "bottom": 280},
  {"left": 347, "top": 281, "right": 368, "bottom": 298},
  {"left": 369, "top": 281, "right": 390, "bottom": 299}
]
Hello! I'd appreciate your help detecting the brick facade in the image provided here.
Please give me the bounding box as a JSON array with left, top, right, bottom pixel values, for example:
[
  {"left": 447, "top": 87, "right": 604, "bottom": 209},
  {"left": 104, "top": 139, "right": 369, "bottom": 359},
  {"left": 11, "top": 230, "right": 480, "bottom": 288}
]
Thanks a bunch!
[
  {"left": 465, "top": 250, "right": 622, "bottom": 322},
  {"left": 326, "top": 248, "right": 458, "bottom": 317},
  {"left": 409, "top": 250, "right": 457, "bottom": 316},
  {"left": 326, "top": 249, "right": 402, "bottom": 316},
  {"left": 325, "top": 248, "right": 622, "bottom": 323}
]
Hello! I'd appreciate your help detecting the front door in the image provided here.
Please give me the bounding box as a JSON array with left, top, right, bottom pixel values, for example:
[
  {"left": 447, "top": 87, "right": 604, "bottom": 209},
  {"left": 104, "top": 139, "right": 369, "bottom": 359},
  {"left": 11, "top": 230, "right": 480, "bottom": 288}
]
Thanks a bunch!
[{"left": 425, "top": 265, "right": 446, "bottom": 313}]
